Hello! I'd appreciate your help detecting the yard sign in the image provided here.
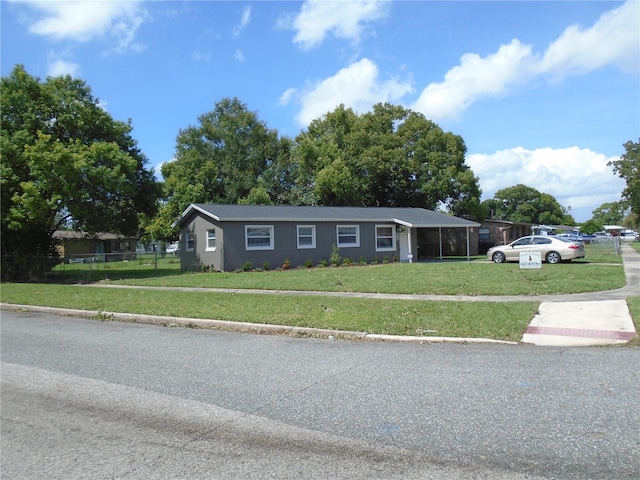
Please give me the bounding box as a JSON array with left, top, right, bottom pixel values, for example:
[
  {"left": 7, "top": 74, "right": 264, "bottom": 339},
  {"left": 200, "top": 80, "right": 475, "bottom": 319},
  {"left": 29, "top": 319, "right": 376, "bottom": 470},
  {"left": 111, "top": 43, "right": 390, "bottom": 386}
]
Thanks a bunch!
[{"left": 519, "top": 252, "right": 542, "bottom": 269}]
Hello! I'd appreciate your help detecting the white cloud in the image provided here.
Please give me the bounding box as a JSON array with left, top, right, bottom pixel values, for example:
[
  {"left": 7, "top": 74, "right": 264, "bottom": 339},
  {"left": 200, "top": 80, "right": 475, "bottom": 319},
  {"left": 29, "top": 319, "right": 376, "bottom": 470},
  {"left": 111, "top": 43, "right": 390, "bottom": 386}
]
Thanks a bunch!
[
  {"left": 287, "top": 0, "right": 390, "bottom": 50},
  {"left": 191, "top": 52, "right": 211, "bottom": 62},
  {"left": 12, "top": 0, "right": 147, "bottom": 52},
  {"left": 47, "top": 58, "right": 80, "bottom": 77},
  {"left": 411, "top": 0, "right": 639, "bottom": 122},
  {"left": 411, "top": 39, "right": 534, "bottom": 121},
  {"left": 234, "top": 49, "right": 245, "bottom": 63},
  {"left": 288, "top": 58, "right": 412, "bottom": 126},
  {"left": 233, "top": 5, "right": 251, "bottom": 38},
  {"left": 539, "top": 0, "right": 640, "bottom": 79},
  {"left": 467, "top": 146, "right": 626, "bottom": 221}
]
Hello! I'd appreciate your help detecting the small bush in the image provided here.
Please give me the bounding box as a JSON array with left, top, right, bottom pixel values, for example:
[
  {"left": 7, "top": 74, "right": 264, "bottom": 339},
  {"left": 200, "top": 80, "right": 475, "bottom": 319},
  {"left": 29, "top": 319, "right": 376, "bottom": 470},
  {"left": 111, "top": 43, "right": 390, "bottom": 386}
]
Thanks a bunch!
[
  {"left": 382, "top": 255, "right": 389, "bottom": 264},
  {"left": 242, "top": 261, "right": 252, "bottom": 272},
  {"left": 318, "top": 259, "right": 329, "bottom": 267},
  {"left": 330, "top": 244, "right": 341, "bottom": 266},
  {"left": 262, "top": 260, "right": 269, "bottom": 271},
  {"left": 282, "top": 259, "right": 291, "bottom": 270},
  {"left": 373, "top": 256, "right": 379, "bottom": 264},
  {"left": 359, "top": 256, "right": 367, "bottom": 266},
  {"left": 304, "top": 258, "right": 313, "bottom": 268}
]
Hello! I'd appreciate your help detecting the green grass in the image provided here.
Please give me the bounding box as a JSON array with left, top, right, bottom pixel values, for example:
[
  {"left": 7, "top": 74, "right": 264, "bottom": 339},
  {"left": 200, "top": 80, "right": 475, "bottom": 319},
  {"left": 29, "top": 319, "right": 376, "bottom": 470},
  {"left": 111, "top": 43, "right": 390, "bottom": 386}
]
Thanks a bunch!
[
  {"left": 2, "top": 243, "right": 637, "bottom": 343},
  {"left": 0, "top": 283, "right": 538, "bottom": 341},
  {"left": 109, "top": 260, "right": 625, "bottom": 296},
  {"left": 49, "top": 254, "right": 182, "bottom": 282}
]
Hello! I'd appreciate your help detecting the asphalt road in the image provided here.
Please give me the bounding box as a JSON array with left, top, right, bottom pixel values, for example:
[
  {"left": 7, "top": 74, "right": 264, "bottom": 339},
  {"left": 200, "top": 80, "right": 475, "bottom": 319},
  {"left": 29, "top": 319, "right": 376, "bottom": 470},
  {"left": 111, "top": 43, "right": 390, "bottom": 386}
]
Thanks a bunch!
[{"left": 2, "top": 310, "right": 639, "bottom": 479}]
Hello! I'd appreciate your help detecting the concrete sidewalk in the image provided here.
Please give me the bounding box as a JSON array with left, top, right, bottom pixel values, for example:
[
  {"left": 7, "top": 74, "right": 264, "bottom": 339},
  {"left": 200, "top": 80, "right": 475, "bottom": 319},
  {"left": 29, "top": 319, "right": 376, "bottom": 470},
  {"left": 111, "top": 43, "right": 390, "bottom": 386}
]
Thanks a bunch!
[{"left": 521, "top": 244, "right": 639, "bottom": 346}]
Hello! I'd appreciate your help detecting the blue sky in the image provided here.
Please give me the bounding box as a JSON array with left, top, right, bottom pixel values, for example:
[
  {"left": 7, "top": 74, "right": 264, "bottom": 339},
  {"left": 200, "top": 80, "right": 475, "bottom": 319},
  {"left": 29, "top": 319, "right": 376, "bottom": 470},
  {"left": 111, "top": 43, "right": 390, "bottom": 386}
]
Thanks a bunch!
[{"left": 2, "top": 0, "right": 638, "bottom": 222}]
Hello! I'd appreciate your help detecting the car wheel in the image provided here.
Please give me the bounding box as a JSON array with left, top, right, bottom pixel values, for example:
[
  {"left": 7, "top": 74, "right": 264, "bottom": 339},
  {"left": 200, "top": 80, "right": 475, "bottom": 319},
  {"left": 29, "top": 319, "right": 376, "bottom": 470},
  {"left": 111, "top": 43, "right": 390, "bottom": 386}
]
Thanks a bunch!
[
  {"left": 492, "top": 251, "right": 506, "bottom": 263},
  {"left": 546, "top": 251, "right": 561, "bottom": 264}
]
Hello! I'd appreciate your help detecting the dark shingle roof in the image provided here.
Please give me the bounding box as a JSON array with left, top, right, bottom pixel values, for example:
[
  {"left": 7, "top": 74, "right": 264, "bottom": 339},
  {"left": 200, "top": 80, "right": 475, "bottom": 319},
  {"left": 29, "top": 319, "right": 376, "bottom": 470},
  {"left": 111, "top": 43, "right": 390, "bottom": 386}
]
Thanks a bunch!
[{"left": 174, "top": 204, "right": 479, "bottom": 228}]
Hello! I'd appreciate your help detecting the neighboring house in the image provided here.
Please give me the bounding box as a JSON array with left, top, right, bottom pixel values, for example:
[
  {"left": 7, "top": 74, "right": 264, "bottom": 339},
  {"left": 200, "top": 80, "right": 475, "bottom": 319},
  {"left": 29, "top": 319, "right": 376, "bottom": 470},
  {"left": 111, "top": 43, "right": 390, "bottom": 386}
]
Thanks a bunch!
[
  {"left": 531, "top": 224, "right": 576, "bottom": 236},
  {"left": 54, "top": 231, "right": 138, "bottom": 262},
  {"left": 477, "top": 219, "right": 533, "bottom": 253},
  {"left": 172, "top": 204, "right": 481, "bottom": 272}
]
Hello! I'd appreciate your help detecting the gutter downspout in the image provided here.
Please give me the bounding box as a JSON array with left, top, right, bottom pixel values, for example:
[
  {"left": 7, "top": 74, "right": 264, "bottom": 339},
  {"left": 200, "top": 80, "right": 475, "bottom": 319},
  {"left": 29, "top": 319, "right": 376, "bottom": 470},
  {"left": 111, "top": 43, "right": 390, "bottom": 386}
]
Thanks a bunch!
[{"left": 439, "top": 227, "right": 443, "bottom": 260}]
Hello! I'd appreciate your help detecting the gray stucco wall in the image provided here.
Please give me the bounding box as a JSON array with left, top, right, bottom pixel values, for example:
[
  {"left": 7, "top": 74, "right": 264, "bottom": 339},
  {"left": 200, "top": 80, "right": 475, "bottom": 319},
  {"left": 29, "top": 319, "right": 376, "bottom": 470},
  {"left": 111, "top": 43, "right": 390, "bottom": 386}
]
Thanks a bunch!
[{"left": 179, "top": 213, "right": 399, "bottom": 271}]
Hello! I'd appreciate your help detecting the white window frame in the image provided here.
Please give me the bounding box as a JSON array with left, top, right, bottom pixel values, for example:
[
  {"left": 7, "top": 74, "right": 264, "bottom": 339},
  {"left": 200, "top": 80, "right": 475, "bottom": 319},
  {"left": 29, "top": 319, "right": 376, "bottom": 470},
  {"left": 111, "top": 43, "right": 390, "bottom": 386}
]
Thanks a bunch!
[
  {"left": 185, "top": 232, "right": 195, "bottom": 252},
  {"left": 375, "top": 224, "right": 396, "bottom": 252},
  {"left": 336, "top": 225, "right": 360, "bottom": 248},
  {"left": 245, "top": 225, "right": 274, "bottom": 251},
  {"left": 297, "top": 225, "right": 316, "bottom": 249},
  {"left": 206, "top": 229, "right": 216, "bottom": 251}
]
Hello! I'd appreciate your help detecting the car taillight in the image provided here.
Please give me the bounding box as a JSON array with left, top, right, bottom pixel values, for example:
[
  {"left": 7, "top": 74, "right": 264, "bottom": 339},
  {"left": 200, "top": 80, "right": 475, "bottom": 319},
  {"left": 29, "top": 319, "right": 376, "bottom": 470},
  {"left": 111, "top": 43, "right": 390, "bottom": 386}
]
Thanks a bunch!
[{"left": 569, "top": 244, "right": 580, "bottom": 249}]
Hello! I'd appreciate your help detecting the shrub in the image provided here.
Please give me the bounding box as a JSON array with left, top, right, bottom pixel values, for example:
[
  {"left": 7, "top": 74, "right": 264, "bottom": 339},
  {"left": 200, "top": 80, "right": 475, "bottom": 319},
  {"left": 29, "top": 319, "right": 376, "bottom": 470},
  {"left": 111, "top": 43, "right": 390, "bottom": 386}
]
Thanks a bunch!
[
  {"left": 262, "top": 260, "right": 269, "bottom": 271},
  {"left": 382, "top": 255, "right": 389, "bottom": 264},
  {"left": 330, "top": 244, "right": 341, "bottom": 266},
  {"left": 318, "top": 259, "right": 329, "bottom": 267},
  {"left": 242, "top": 261, "right": 252, "bottom": 272},
  {"left": 282, "top": 259, "right": 291, "bottom": 269},
  {"left": 304, "top": 258, "right": 313, "bottom": 268},
  {"left": 359, "top": 256, "right": 367, "bottom": 266}
]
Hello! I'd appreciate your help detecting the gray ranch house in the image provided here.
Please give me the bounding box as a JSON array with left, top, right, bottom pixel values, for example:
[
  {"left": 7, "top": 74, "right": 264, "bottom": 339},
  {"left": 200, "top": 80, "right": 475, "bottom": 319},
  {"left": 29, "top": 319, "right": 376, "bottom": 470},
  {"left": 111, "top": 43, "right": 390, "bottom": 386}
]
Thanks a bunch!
[{"left": 172, "top": 204, "right": 480, "bottom": 272}]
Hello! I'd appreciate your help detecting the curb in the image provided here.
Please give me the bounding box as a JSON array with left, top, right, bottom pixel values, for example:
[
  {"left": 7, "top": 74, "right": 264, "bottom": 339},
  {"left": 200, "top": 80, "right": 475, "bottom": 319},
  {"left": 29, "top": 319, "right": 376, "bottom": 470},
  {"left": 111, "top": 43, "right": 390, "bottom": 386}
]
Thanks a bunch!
[{"left": 0, "top": 303, "right": 518, "bottom": 346}]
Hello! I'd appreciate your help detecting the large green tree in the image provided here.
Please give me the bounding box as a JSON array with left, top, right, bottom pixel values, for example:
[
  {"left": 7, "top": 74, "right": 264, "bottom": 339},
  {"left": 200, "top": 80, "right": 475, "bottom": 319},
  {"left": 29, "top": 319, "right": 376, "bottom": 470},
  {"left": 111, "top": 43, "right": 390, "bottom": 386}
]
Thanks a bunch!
[
  {"left": 482, "top": 184, "right": 575, "bottom": 225},
  {"left": 1, "top": 65, "right": 160, "bottom": 279},
  {"left": 590, "top": 201, "right": 625, "bottom": 226},
  {"left": 153, "top": 98, "right": 289, "bottom": 239},
  {"left": 608, "top": 139, "right": 639, "bottom": 220},
  {"left": 288, "top": 103, "right": 484, "bottom": 219}
]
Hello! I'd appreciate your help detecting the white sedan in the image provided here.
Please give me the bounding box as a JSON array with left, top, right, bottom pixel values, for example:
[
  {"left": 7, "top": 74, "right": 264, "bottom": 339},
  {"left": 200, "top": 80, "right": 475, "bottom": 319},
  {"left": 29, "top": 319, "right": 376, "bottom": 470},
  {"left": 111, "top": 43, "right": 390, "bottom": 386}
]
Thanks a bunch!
[{"left": 487, "top": 235, "right": 585, "bottom": 264}]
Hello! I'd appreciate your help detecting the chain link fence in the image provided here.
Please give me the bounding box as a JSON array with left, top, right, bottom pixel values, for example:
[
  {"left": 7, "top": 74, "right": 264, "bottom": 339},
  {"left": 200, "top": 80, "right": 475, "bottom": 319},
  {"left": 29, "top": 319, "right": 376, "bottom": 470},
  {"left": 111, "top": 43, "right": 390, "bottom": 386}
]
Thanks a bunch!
[{"left": 2, "top": 251, "right": 181, "bottom": 282}]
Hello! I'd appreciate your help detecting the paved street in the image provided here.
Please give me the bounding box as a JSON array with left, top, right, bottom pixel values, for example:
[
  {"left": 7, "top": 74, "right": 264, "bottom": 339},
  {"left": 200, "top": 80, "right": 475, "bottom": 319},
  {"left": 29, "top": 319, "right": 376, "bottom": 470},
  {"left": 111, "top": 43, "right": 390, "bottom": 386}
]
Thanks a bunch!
[{"left": 2, "top": 311, "right": 639, "bottom": 479}]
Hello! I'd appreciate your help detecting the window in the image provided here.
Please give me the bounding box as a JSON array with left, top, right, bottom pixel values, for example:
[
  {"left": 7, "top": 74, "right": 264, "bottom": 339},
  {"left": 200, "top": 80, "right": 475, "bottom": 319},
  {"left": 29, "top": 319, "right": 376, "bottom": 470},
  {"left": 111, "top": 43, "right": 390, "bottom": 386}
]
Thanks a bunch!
[
  {"left": 206, "top": 229, "right": 216, "bottom": 251},
  {"left": 297, "top": 225, "right": 316, "bottom": 249},
  {"left": 479, "top": 228, "right": 491, "bottom": 242},
  {"left": 337, "top": 225, "right": 359, "bottom": 247},
  {"left": 245, "top": 225, "right": 274, "bottom": 250},
  {"left": 375, "top": 225, "right": 396, "bottom": 251},
  {"left": 513, "top": 237, "right": 532, "bottom": 247},
  {"left": 185, "top": 232, "right": 195, "bottom": 252}
]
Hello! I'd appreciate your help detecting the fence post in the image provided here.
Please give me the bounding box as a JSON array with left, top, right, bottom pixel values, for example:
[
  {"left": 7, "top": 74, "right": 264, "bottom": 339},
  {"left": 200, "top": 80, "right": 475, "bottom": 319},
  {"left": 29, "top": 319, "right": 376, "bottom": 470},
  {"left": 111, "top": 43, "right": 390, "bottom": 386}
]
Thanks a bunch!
[{"left": 154, "top": 244, "right": 158, "bottom": 276}]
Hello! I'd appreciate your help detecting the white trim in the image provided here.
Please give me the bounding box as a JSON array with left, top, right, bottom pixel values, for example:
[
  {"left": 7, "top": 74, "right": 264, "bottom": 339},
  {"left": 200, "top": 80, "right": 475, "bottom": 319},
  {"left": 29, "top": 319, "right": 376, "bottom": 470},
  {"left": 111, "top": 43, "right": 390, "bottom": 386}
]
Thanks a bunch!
[
  {"left": 375, "top": 224, "right": 396, "bottom": 251},
  {"left": 185, "top": 232, "right": 195, "bottom": 252},
  {"left": 336, "top": 225, "right": 360, "bottom": 248},
  {"left": 206, "top": 229, "right": 216, "bottom": 252},
  {"left": 297, "top": 225, "right": 316, "bottom": 249},
  {"left": 245, "top": 225, "right": 274, "bottom": 251}
]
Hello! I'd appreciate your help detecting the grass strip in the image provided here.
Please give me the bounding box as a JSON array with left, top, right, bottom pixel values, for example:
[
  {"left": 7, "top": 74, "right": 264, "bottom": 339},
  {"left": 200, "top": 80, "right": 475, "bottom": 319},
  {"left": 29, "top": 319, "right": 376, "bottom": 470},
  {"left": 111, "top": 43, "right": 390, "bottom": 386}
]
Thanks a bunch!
[{"left": 0, "top": 283, "right": 538, "bottom": 341}]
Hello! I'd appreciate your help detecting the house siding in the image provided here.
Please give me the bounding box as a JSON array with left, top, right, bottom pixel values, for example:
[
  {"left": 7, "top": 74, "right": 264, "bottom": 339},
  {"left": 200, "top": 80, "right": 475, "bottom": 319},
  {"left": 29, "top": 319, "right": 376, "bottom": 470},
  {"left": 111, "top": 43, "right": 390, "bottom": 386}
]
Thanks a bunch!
[{"left": 179, "top": 213, "right": 399, "bottom": 271}]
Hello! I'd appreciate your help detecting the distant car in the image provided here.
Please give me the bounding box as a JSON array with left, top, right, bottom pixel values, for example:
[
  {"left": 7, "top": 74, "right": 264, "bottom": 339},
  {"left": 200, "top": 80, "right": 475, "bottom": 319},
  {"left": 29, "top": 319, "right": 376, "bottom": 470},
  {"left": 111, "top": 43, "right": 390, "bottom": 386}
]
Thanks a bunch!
[
  {"left": 487, "top": 235, "right": 585, "bottom": 264},
  {"left": 592, "top": 232, "right": 609, "bottom": 242},
  {"left": 165, "top": 242, "right": 180, "bottom": 255},
  {"left": 621, "top": 231, "right": 639, "bottom": 242}
]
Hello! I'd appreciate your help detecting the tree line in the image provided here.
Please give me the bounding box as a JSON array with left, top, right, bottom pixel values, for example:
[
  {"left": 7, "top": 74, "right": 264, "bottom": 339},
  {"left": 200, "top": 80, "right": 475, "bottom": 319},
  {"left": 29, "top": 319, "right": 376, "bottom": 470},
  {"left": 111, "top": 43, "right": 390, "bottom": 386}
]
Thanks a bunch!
[{"left": 2, "top": 65, "right": 637, "bottom": 279}]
